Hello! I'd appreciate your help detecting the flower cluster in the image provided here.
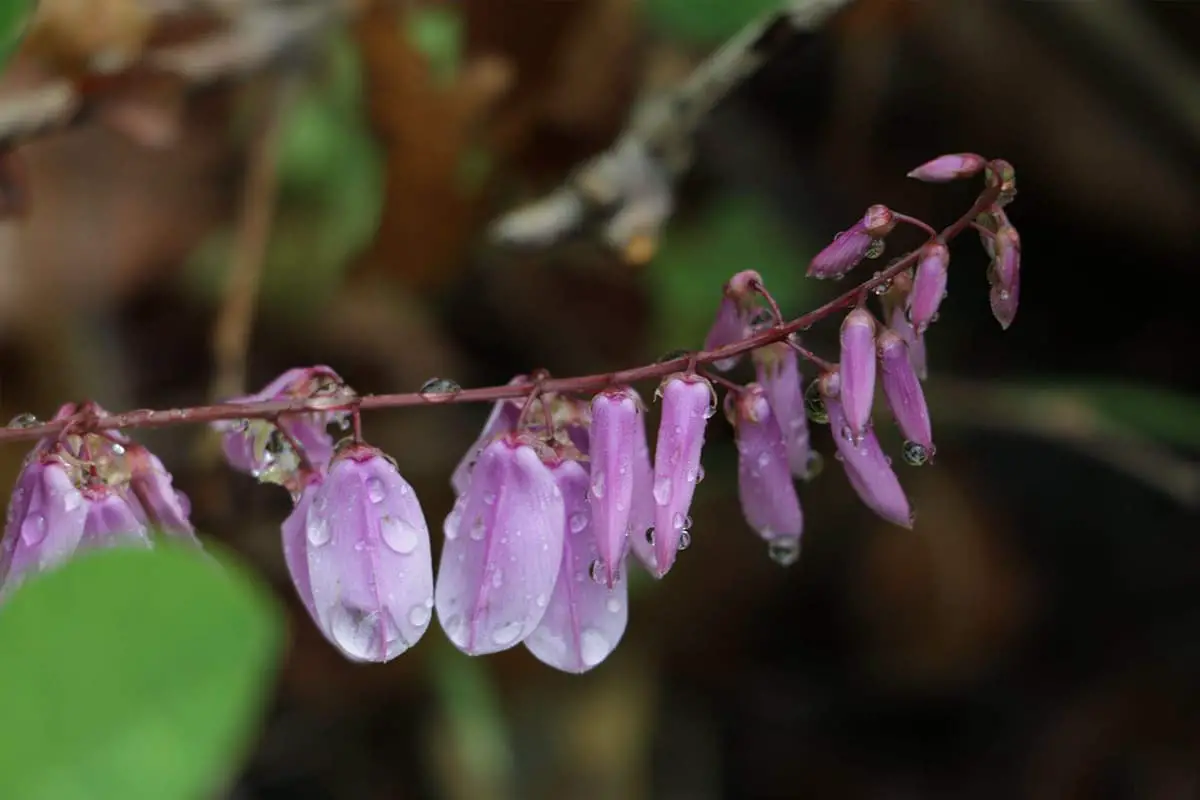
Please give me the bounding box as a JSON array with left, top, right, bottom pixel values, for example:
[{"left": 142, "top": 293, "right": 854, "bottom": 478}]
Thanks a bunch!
[
  {"left": 0, "top": 153, "right": 1022, "bottom": 674},
  {"left": 0, "top": 403, "right": 200, "bottom": 598}
]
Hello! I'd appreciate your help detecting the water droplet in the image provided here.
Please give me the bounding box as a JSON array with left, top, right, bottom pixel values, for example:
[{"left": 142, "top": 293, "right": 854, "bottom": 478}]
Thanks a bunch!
[
  {"left": 606, "top": 597, "right": 622, "bottom": 614},
  {"left": 901, "top": 440, "right": 929, "bottom": 466},
  {"left": 696, "top": 465, "right": 706, "bottom": 483},
  {"left": 871, "top": 272, "right": 892, "bottom": 295},
  {"left": 366, "top": 477, "right": 387, "bottom": 504},
  {"left": 483, "top": 491, "right": 497, "bottom": 505},
  {"left": 535, "top": 593, "right": 548, "bottom": 608},
  {"left": 469, "top": 515, "right": 486, "bottom": 541},
  {"left": 671, "top": 512, "right": 684, "bottom": 531},
  {"left": 491, "top": 621, "right": 523, "bottom": 646},
  {"left": 652, "top": 476, "right": 672, "bottom": 505},
  {"left": 804, "top": 383, "right": 828, "bottom": 424},
  {"left": 591, "top": 470, "right": 606, "bottom": 499},
  {"left": 588, "top": 559, "right": 606, "bottom": 584},
  {"left": 491, "top": 568, "right": 503, "bottom": 588},
  {"left": 7, "top": 413, "right": 39, "bottom": 428},
  {"left": 109, "top": 443, "right": 126, "bottom": 456},
  {"left": 569, "top": 512, "right": 588, "bottom": 534},
  {"left": 678, "top": 530, "right": 692, "bottom": 550},
  {"left": 306, "top": 516, "right": 331, "bottom": 546},
  {"left": 63, "top": 491, "right": 83, "bottom": 512},
  {"left": 644, "top": 526, "right": 655, "bottom": 545},
  {"left": 866, "top": 238, "right": 886, "bottom": 259},
  {"left": 419, "top": 378, "right": 462, "bottom": 402},
  {"left": 408, "top": 604, "right": 432, "bottom": 628},
  {"left": 803, "top": 451, "right": 825, "bottom": 480},
  {"left": 768, "top": 538, "right": 801, "bottom": 566},
  {"left": 330, "top": 604, "right": 400, "bottom": 661},
  {"left": 21, "top": 514, "right": 47, "bottom": 546},
  {"left": 580, "top": 628, "right": 609, "bottom": 667},
  {"left": 444, "top": 614, "right": 467, "bottom": 647},
  {"left": 381, "top": 515, "right": 421, "bottom": 554},
  {"left": 756, "top": 451, "right": 771, "bottom": 469}
]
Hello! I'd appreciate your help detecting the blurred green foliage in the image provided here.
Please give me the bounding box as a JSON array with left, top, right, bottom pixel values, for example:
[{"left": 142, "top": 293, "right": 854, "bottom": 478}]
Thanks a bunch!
[
  {"left": 644, "top": 0, "right": 780, "bottom": 42},
  {"left": 0, "top": 0, "right": 32, "bottom": 70},
  {"left": 1069, "top": 380, "right": 1200, "bottom": 452},
  {"left": 0, "top": 546, "right": 282, "bottom": 800},
  {"left": 649, "top": 193, "right": 813, "bottom": 354}
]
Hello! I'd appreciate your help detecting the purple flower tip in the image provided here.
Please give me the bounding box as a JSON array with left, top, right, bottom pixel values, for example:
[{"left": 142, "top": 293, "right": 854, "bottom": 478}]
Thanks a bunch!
[
  {"left": 877, "top": 330, "right": 934, "bottom": 463},
  {"left": 525, "top": 460, "right": 628, "bottom": 673},
  {"left": 0, "top": 453, "right": 87, "bottom": 595},
  {"left": 304, "top": 444, "right": 434, "bottom": 662},
  {"left": 906, "top": 153, "right": 987, "bottom": 183},
  {"left": 752, "top": 342, "right": 814, "bottom": 480},
  {"left": 588, "top": 388, "right": 641, "bottom": 588},
  {"left": 908, "top": 241, "right": 949, "bottom": 334},
  {"left": 649, "top": 374, "right": 713, "bottom": 577},
  {"left": 436, "top": 435, "right": 565, "bottom": 655},
  {"left": 808, "top": 220, "right": 872, "bottom": 280},
  {"left": 821, "top": 381, "right": 913, "bottom": 528},
  {"left": 704, "top": 270, "right": 763, "bottom": 371},
  {"left": 838, "top": 309, "right": 877, "bottom": 443},
  {"left": 127, "top": 448, "right": 200, "bottom": 546},
  {"left": 734, "top": 385, "right": 803, "bottom": 557}
]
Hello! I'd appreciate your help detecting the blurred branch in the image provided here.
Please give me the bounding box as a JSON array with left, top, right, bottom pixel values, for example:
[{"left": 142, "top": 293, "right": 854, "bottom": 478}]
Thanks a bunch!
[
  {"left": 210, "top": 77, "right": 293, "bottom": 400},
  {"left": 930, "top": 380, "right": 1200, "bottom": 509}
]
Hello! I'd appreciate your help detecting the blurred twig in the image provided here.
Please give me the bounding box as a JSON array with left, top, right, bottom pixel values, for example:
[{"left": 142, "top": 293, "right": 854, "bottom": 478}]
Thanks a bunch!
[
  {"left": 210, "top": 77, "right": 293, "bottom": 400},
  {"left": 930, "top": 380, "right": 1200, "bottom": 509}
]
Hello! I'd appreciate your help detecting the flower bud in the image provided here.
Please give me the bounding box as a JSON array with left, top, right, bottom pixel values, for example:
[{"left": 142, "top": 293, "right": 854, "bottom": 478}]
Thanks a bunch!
[
  {"left": 908, "top": 241, "right": 949, "bottom": 333},
  {"left": 704, "top": 270, "right": 762, "bottom": 371},
  {"left": 733, "top": 385, "right": 803, "bottom": 555},
  {"left": 752, "top": 342, "right": 814, "bottom": 479},
  {"left": 588, "top": 388, "right": 640, "bottom": 587},
  {"left": 985, "top": 159, "right": 1017, "bottom": 205},
  {"left": 839, "top": 309, "right": 877, "bottom": 444},
  {"left": 525, "top": 460, "right": 628, "bottom": 673},
  {"left": 906, "top": 153, "right": 986, "bottom": 182},
  {"left": 988, "top": 224, "right": 1021, "bottom": 330},
  {"left": 127, "top": 447, "right": 200, "bottom": 546},
  {"left": 863, "top": 204, "right": 896, "bottom": 237},
  {"left": 821, "top": 379, "right": 912, "bottom": 528},
  {"left": 649, "top": 374, "right": 713, "bottom": 577},
  {"left": 305, "top": 444, "right": 435, "bottom": 662},
  {"left": 436, "top": 435, "right": 565, "bottom": 655},
  {"left": 807, "top": 220, "right": 872, "bottom": 280},
  {"left": 877, "top": 330, "right": 934, "bottom": 463}
]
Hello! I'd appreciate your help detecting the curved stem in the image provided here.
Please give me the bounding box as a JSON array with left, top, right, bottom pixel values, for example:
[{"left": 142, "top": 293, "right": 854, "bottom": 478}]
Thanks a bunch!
[{"left": 0, "top": 187, "right": 999, "bottom": 447}]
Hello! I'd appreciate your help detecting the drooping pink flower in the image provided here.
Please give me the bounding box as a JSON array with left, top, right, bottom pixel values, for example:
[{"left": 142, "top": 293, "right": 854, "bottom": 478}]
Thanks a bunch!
[
  {"left": 451, "top": 376, "right": 528, "bottom": 495},
  {"left": 733, "top": 385, "right": 803, "bottom": 564},
  {"left": 753, "top": 342, "right": 814, "bottom": 479},
  {"left": 305, "top": 443, "right": 435, "bottom": 662},
  {"left": 703, "top": 270, "right": 762, "bottom": 371},
  {"left": 877, "top": 329, "right": 934, "bottom": 465},
  {"left": 525, "top": 460, "right": 628, "bottom": 673},
  {"left": 126, "top": 447, "right": 201, "bottom": 546},
  {"left": 588, "top": 388, "right": 641, "bottom": 587},
  {"left": 281, "top": 472, "right": 322, "bottom": 625},
  {"left": 908, "top": 241, "right": 949, "bottom": 333},
  {"left": 906, "top": 153, "right": 986, "bottom": 183},
  {"left": 0, "top": 450, "right": 88, "bottom": 595},
  {"left": 808, "top": 206, "right": 894, "bottom": 280},
  {"left": 436, "top": 435, "right": 565, "bottom": 655},
  {"left": 989, "top": 224, "right": 1021, "bottom": 329},
  {"left": 649, "top": 374, "right": 713, "bottom": 577},
  {"left": 839, "top": 309, "right": 877, "bottom": 444},
  {"left": 889, "top": 306, "right": 928, "bottom": 382}
]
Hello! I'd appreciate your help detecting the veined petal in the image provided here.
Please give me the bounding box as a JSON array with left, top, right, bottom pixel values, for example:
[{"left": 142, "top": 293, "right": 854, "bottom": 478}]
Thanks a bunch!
[
  {"left": 626, "top": 391, "right": 659, "bottom": 575},
  {"left": 734, "top": 385, "right": 803, "bottom": 551},
  {"left": 451, "top": 376, "right": 527, "bottom": 495},
  {"left": 306, "top": 444, "right": 434, "bottom": 662},
  {"left": 650, "top": 375, "right": 712, "bottom": 576},
  {"left": 79, "top": 487, "right": 152, "bottom": 550},
  {"left": 753, "top": 342, "right": 813, "bottom": 479},
  {"left": 281, "top": 473, "right": 322, "bottom": 625},
  {"left": 0, "top": 457, "right": 87, "bottom": 596},
  {"left": 127, "top": 448, "right": 201, "bottom": 546},
  {"left": 878, "top": 330, "right": 934, "bottom": 463},
  {"left": 588, "top": 388, "right": 639, "bottom": 587},
  {"left": 822, "top": 375, "right": 912, "bottom": 528},
  {"left": 525, "top": 460, "right": 628, "bottom": 673},
  {"left": 436, "top": 436, "right": 565, "bottom": 655},
  {"left": 839, "top": 309, "right": 877, "bottom": 443}
]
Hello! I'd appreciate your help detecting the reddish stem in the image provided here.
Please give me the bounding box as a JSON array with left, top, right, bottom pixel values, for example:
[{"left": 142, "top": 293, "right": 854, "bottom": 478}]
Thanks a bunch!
[{"left": 0, "top": 187, "right": 999, "bottom": 446}]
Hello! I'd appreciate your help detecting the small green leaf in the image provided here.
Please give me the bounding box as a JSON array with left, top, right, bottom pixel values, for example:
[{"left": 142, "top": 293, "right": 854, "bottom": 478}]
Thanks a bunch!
[
  {"left": 0, "top": 545, "right": 283, "bottom": 800},
  {"left": 644, "top": 0, "right": 780, "bottom": 42},
  {"left": 0, "top": 0, "right": 32, "bottom": 72}
]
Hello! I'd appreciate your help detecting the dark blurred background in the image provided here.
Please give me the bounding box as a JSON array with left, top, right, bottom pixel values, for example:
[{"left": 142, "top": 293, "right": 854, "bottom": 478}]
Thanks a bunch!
[{"left": 2, "top": 0, "right": 1199, "bottom": 798}]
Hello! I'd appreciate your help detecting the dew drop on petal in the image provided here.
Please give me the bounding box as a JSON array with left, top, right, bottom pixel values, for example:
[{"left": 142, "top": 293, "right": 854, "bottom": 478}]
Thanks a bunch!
[
  {"left": 21, "top": 514, "right": 47, "bottom": 546},
  {"left": 644, "top": 526, "right": 655, "bottom": 545},
  {"left": 756, "top": 451, "right": 771, "bottom": 469},
  {"left": 535, "top": 592, "right": 548, "bottom": 609},
  {"left": 902, "top": 440, "right": 929, "bottom": 466},
  {"left": 606, "top": 597, "right": 622, "bottom": 614},
  {"left": 866, "top": 238, "right": 886, "bottom": 259},
  {"left": 306, "top": 516, "right": 332, "bottom": 547},
  {"left": 330, "top": 605, "right": 398, "bottom": 661},
  {"left": 381, "top": 515, "right": 420, "bottom": 554},
  {"left": 591, "top": 470, "right": 605, "bottom": 499},
  {"left": 652, "top": 476, "right": 672, "bottom": 505},
  {"left": 678, "top": 530, "right": 692, "bottom": 551},
  {"left": 569, "top": 512, "right": 588, "bottom": 534},
  {"left": 366, "top": 477, "right": 387, "bottom": 504},
  {"left": 803, "top": 451, "right": 824, "bottom": 480},
  {"left": 696, "top": 465, "right": 706, "bottom": 483},
  {"left": 483, "top": 491, "right": 497, "bottom": 506},
  {"left": 580, "top": 629, "right": 609, "bottom": 668},
  {"left": 804, "top": 383, "right": 828, "bottom": 424},
  {"left": 469, "top": 515, "right": 486, "bottom": 541},
  {"left": 588, "top": 559, "right": 606, "bottom": 585},
  {"left": 671, "top": 512, "right": 684, "bottom": 531},
  {"left": 768, "top": 538, "right": 801, "bottom": 567},
  {"left": 408, "top": 603, "right": 432, "bottom": 628},
  {"left": 491, "top": 621, "right": 523, "bottom": 647}
]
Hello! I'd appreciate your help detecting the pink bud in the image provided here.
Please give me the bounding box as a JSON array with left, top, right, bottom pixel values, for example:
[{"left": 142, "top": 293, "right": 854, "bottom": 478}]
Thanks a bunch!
[
  {"left": 988, "top": 224, "right": 1021, "bottom": 330},
  {"left": 752, "top": 342, "right": 814, "bottom": 479},
  {"left": 525, "top": 460, "right": 628, "bottom": 673},
  {"left": 863, "top": 204, "right": 896, "bottom": 237},
  {"left": 436, "top": 435, "right": 564, "bottom": 655},
  {"left": 588, "top": 388, "right": 641, "bottom": 587},
  {"left": 877, "top": 330, "right": 934, "bottom": 464},
  {"left": 906, "top": 153, "right": 987, "bottom": 183},
  {"left": 704, "top": 270, "right": 762, "bottom": 371},
  {"left": 807, "top": 220, "right": 872, "bottom": 280},
  {"left": 649, "top": 374, "right": 713, "bottom": 577},
  {"left": 733, "top": 385, "right": 803, "bottom": 562},
  {"left": 908, "top": 241, "right": 949, "bottom": 333},
  {"left": 838, "top": 309, "right": 877, "bottom": 443}
]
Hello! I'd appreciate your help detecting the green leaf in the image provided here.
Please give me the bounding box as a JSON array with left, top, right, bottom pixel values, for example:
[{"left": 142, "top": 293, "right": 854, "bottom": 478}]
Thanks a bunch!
[
  {"left": 1058, "top": 380, "right": 1200, "bottom": 452},
  {"left": 0, "top": 0, "right": 32, "bottom": 72},
  {"left": 0, "top": 545, "right": 283, "bottom": 800},
  {"left": 644, "top": 0, "right": 781, "bottom": 42},
  {"left": 648, "top": 193, "right": 812, "bottom": 354}
]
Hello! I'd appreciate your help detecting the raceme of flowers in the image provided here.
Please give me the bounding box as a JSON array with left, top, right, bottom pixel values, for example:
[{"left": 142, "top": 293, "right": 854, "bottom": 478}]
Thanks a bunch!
[{"left": 0, "top": 153, "right": 1021, "bottom": 673}]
